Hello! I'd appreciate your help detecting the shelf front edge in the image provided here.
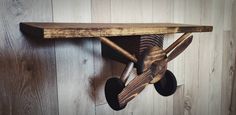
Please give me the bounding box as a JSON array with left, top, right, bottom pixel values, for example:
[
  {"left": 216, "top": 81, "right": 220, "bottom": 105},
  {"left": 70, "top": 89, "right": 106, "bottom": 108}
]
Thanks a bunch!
[{"left": 20, "top": 23, "right": 213, "bottom": 39}]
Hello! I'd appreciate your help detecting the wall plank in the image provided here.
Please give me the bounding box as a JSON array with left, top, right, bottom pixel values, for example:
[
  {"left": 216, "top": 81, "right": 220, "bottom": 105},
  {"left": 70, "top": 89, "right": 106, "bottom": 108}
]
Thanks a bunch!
[
  {"left": 110, "top": 0, "right": 154, "bottom": 115},
  {"left": 229, "top": 1, "right": 236, "bottom": 115},
  {"left": 230, "top": 68, "right": 236, "bottom": 115},
  {"left": 173, "top": 86, "right": 184, "bottom": 115},
  {"left": 53, "top": 0, "right": 91, "bottom": 22},
  {"left": 111, "top": 0, "right": 142, "bottom": 23},
  {"left": 198, "top": 0, "right": 213, "bottom": 115},
  {"left": 152, "top": 0, "right": 174, "bottom": 115},
  {"left": 183, "top": 0, "right": 202, "bottom": 115},
  {"left": 0, "top": 0, "right": 235, "bottom": 115},
  {"left": 172, "top": 0, "right": 186, "bottom": 113},
  {"left": 52, "top": 0, "right": 95, "bottom": 115},
  {"left": 221, "top": 0, "right": 235, "bottom": 114},
  {"left": 224, "top": 0, "right": 233, "bottom": 31},
  {"left": 96, "top": 104, "right": 113, "bottom": 115},
  {"left": 91, "top": 0, "right": 112, "bottom": 105},
  {"left": 90, "top": 1, "right": 114, "bottom": 115},
  {"left": 221, "top": 30, "right": 235, "bottom": 115},
  {"left": 0, "top": 0, "right": 58, "bottom": 115},
  {"left": 172, "top": 0, "right": 186, "bottom": 86},
  {"left": 208, "top": 0, "right": 225, "bottom": 115}
]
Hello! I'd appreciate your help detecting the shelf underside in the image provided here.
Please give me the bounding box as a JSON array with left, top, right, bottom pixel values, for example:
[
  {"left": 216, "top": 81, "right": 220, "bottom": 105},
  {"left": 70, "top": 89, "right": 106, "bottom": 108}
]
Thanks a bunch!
[{"left": 20, "top": 22, "right": 213, "bottom": 39}]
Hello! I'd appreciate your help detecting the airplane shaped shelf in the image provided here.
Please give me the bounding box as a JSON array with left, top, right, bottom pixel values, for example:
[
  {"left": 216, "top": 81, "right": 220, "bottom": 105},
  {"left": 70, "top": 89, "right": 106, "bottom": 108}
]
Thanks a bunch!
[
  {"left": 20, "top": 22, "right": 213, "bottom": 111},
  {"left": 20, "top": 22, "right": 213, "bottom": 63},
  {"left": 20, "top": 22, "right": 213, "bottom": 67}
]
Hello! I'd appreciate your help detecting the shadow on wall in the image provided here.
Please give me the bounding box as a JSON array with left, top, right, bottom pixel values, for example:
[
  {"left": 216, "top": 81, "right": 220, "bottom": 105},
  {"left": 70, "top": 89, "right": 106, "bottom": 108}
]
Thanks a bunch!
[
  {"left": 54, "top": 38, "right": 116, "bottom": 104},
  {"left": 89, "top": 39, "right": 115, "bottom": 104},
  {"left": 52, "top": 38, "right": 112, "bottom": 103},
  {"left": 21, "top": 34, "right": 118, "bottom": 106},
  {"left": 0, "top": 32, "right": 58, "bottom": 114},
  {"left": 89, "top": 62, "right": 112, "bottom": 103}
]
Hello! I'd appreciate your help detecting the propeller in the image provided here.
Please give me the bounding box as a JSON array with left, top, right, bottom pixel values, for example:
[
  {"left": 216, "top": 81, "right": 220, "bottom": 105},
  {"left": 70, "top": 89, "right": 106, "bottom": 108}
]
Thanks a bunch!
[
  {"left": 167, "top": 35, "right": 193, "bottom": 62},
  {"left": 105, "top": 33, "right": 194, "bottom": 111}
]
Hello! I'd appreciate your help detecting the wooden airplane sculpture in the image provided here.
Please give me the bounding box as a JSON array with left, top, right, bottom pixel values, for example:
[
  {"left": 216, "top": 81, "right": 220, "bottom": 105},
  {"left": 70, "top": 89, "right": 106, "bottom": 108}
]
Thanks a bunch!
[
  {"left": 19, "top": 22, "right": 212, "bottom": 111},
  {"left": 104, "top": 33, "right": 193, "bottom": 110}
]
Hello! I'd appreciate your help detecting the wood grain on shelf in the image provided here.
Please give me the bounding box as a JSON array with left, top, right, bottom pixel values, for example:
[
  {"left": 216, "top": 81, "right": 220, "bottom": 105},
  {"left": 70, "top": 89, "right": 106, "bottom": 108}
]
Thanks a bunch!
[{"left": 20, "top": 22, "right": 213, "bottom": 38}]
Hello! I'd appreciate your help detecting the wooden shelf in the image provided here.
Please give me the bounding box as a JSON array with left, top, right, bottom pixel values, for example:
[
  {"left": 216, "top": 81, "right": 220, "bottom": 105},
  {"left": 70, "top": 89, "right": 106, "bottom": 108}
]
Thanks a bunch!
[{"left": 20, "top": 22, "right": 213, "bottom": 39}]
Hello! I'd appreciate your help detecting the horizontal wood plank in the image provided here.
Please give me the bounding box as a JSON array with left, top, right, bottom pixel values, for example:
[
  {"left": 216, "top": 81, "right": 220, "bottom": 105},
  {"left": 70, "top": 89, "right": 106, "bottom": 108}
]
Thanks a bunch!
[{"left": 20, "top": 22, "right": 213, "bottom": 38}]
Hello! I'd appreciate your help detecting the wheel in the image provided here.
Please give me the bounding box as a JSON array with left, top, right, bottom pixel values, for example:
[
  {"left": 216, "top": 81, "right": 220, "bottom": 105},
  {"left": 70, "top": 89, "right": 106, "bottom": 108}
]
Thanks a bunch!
[
  {"left": 105, "top": 77, "right": 126, "bottom": 111},
  {"left": 154, "top": 70, "right": 177, "bottom": 96}
]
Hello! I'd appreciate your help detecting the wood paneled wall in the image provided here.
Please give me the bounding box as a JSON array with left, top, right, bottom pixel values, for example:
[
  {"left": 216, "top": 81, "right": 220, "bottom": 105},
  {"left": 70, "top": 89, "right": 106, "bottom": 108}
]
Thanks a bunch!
[
  {"left": 0, "top": 0, "right": 235, "bottom": 115},
  {"left": 0, "top": 0, "right": 58, "bottom": 115}
]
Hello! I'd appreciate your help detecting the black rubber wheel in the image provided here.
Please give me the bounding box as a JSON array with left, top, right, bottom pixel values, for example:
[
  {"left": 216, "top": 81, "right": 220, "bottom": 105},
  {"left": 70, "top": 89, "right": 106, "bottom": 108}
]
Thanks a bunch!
[
  {"left": 105, "top": 77, "right": 126, "bottom": 111},
  {"left": 154, "top": 70, "right": 177, "bottom": 96}
]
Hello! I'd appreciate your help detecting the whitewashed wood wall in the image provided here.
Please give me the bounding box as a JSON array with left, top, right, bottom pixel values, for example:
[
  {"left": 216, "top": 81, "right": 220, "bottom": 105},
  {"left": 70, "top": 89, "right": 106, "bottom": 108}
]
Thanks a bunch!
[
  {"left": 0, "top": 0, "right": 235, "bottom": 115},
  {"left": 53, "top": 0, "right": 236, "bottom": 115}
]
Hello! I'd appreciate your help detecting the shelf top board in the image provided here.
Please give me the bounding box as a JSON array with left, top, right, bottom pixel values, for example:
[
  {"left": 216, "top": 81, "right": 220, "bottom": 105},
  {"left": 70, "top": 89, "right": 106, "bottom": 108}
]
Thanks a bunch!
[{"left": 20, "top": 22, "right": 213, "bottom": 39}]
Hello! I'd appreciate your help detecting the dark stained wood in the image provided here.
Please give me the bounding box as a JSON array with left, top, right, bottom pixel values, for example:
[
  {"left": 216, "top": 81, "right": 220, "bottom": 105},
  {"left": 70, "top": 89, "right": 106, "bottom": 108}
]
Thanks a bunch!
[
  {"left": 141, "top": 33, "right": 192, "bottom": 74},
  {"left": 102, "top": 33, "right": 192, "bottom": 75},
  {"left": 0, "top": 0, "right": 58, "bottom": 115},
  {"left": 118, "top": 70, "right": 153, "bottom": 107},
  {"left": 101, "top": 36, "right": 140, "bottom": 66},
  {"left": 164, "top": 33, "right": 191, "bottom": 54},
  {"left": 167, "top": 35, "right": 193, "bottom": 62},
  {"left": 20, "top": 22, "right": 213, "bottom": 38},
  {"left": 113, "top": 33, "right": 194, "bottom": 107},
  {"left": 102, "top": 35, "right": 164, "bottom": 73},
  {"left": 98, "top": 37, "right": 137, "bottom": 62}
]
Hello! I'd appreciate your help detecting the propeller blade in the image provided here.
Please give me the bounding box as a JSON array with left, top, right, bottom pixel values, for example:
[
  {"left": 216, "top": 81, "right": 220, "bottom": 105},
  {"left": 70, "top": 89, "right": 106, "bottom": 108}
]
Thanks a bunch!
[
  {"left": 164, "top": 33, "right": 191, "bottom": 54},
  {"left": 167, "top": 35, "right": 193, "bottom": 62}
]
